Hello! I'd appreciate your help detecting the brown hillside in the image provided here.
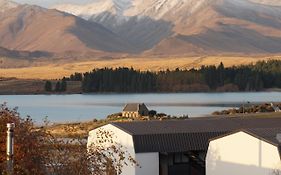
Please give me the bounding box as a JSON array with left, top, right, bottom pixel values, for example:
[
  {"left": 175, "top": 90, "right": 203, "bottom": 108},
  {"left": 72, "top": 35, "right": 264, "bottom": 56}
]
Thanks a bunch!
[
  {"left": 146, "top": 0, "right": 281, "bottom": 55},
  {"left": 0, "top": 5, "right": 135, "bottom": 55}
]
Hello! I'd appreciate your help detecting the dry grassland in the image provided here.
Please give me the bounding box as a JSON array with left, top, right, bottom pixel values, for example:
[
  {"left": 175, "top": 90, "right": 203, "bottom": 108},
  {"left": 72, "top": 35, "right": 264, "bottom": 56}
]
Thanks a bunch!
[{"left": 1, "top": 56, "right": 281, "bottom": 79}]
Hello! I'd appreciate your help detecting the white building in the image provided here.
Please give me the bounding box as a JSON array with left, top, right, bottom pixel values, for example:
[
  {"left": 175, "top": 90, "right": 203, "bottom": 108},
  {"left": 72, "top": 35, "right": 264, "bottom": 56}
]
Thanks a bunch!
[
  {"left": 88, "top": 123, "right": 159, "bottom": 175},
  {"left": 207, "top": 129, "right": 281, "bottom": 175},
  {"left": 88, "top": 116, "right": 281, "bottom": 175},
  {"left": 271, "top": 103, "right": 281, "bottom": 112}
]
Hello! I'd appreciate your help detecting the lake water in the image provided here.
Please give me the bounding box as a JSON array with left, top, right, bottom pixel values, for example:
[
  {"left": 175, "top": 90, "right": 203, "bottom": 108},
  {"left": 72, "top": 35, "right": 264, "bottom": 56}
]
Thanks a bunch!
[{"left": 1, "top": 92, "right": 281, "bottom": 124}]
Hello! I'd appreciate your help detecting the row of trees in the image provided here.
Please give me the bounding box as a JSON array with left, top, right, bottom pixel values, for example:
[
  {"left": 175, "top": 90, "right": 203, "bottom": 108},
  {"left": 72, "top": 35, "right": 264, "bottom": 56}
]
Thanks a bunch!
[
  {"left": 82, "top": 68, "right": 156, "bottom": 92},
  {"left": 66, "top": 60, "right": 281, "bottom": 93},
  {"left": 45, "top": 80, "right": 67, "bottom": 92}
]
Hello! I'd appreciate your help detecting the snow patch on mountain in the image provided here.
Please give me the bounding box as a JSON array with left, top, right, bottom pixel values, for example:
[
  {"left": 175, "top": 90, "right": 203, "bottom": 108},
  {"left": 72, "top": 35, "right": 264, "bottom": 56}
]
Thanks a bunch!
[
  {"left": 54, "top": 0, "right": 214, "bottom": 22},
  {"left": 249, "top": 0, "right": 281, "bottom": 6},
  {"left": 125, "top": 0, "right": 211, "bottom": 19},
  {"left": 0, "top": 0, "right": 18, "bottom": 12},
  {"left": 113, "top": 0, "right": 132, "bottom": 14},
  {"left": 54, "top": 0, "right": 133, "bottom": 19}
]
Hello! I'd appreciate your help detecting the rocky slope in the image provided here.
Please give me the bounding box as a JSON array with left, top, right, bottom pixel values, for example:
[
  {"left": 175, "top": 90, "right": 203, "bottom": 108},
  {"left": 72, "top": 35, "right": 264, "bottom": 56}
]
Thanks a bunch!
[{"left": 0, "top": 47, "right": 51, "bottom": 58}]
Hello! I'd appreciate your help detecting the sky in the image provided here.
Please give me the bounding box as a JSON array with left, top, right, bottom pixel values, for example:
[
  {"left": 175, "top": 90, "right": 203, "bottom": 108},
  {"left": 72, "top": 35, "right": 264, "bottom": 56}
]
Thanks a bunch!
[{"left": 13, "top": 0, "right": 96, "bottom": 8}]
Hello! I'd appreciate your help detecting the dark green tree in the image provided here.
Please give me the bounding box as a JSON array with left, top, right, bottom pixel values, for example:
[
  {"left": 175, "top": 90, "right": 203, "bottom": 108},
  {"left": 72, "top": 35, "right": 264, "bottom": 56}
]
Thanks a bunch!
[
  {"left": 217, "top": 62, "right": 225, "bottom": 87},
  {"left": 70, "top": 73, "right": 83, "bottom": 81},
  {"left": 55, "top": 81, "right": 61, "bottom": 92},
  {"left": 61, "top": 80, "right": 67, "bottom": 92},
  {"left": 148, "top": 110, "right": 157, "bottom": 117},
  {"left": 44, "top": 81, "right": 52, "bottom": 92}
]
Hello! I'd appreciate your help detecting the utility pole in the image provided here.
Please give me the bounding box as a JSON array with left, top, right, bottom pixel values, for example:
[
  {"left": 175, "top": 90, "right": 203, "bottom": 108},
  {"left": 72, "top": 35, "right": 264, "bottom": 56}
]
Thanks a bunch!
[{"left": 7, "top": 123, "right": 15, "bottom": 175}]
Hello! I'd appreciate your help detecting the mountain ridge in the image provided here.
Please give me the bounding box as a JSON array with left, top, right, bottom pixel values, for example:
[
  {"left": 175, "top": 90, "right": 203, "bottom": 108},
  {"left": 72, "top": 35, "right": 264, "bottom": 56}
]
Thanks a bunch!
[
  {"left": 54, "top": 0, "right": 281, "bottom": 56},
  {"left": 1, "top": 0, "right": 281, "bottom": 57}
]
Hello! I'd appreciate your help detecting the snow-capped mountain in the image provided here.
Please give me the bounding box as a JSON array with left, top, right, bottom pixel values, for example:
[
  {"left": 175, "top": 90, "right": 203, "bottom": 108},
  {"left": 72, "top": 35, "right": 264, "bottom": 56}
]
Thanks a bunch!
[
  {"left": 54, "top": 0, "right": 281, "bottom": 18},
  {"left": 54, "top": 0, "right": 213, "bottom": 52},
  {"left": 54, "top": 0, "right": 281, "bottom": 55},
  {"left": 54, "top": 0, "right": 211, "bottom": 21}
]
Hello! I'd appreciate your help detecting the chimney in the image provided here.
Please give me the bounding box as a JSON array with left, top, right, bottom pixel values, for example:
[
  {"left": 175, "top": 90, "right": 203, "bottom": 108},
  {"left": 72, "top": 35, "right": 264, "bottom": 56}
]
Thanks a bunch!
[
  {"left": 7, "top": 123, "right": 15, "bottom": 174},
  {"left": 276, "top": 133, "right": 281, "bottom": 143}
]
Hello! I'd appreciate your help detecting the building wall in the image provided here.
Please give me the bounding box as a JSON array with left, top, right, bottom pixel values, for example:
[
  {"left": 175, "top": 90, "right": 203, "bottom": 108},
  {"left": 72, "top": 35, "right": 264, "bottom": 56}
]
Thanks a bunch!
[
  {"left": 206, "top": 131, "right": 281, "bottom": 175},
  {"left": 88, "top": 124, "right": 159, "bottom": 175},
  {"left": 136, "top": 153, "right": 159, "bottom": 175},
  {"left": 122, "top": 111, "right": 139, "bottom": 118}
]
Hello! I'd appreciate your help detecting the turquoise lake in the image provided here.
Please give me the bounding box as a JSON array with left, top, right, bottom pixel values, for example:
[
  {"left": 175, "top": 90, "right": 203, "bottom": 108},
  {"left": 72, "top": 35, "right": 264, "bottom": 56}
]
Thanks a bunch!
[{"left": 1, "top": 92, "right": 281, "bottom": 124}]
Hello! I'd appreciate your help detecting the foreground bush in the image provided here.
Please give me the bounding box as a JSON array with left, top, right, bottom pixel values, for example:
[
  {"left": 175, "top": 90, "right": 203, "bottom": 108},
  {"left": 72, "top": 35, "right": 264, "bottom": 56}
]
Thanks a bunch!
[
  {"left": 0, "top": 103, "right": 136, "bottom": 175},
  {"left": 0, "top": 103, "right": 46, "bottom": 174}
]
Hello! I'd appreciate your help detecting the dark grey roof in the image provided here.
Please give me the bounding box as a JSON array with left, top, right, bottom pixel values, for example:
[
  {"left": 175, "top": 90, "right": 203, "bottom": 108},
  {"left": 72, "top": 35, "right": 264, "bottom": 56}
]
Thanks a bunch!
[
  {"left": 123, "top": 103, "right": 139, "bottom": 112},
  {"left": 245, "top": 128, "right": 281, "bottom": 146},
  {"left": 123, "top": 103, "right": 148, "bottom": 112},
  {"left": 132, "top": 132, "right": 227, "bottom": 153},
  {"left": 112, "top": 116, "right": 281, "bottom": 153}
]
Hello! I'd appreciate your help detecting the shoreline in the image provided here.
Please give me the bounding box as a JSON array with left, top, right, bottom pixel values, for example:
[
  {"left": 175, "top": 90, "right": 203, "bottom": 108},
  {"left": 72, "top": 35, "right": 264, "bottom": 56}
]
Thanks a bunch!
[{"left": 1, "top": 89, "right": 281, "bottom": 95}]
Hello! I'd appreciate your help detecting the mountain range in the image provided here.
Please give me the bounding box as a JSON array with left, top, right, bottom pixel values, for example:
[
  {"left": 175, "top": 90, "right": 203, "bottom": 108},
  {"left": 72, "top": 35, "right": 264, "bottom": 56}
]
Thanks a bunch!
[{"left": 1, "top": 0, "right": 281, "bottom": 58}]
